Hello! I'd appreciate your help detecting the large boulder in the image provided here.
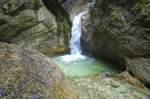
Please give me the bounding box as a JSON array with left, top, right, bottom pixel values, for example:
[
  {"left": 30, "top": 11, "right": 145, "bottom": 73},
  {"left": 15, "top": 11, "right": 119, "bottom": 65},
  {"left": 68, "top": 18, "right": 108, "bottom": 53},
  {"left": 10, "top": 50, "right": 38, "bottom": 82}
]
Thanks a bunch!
[
  {"left": 0, "top": 42, "right": 76, "bottom": 98},
  {"left": 81, "top": 0, "right": 150, "bottom": 85},
  {"left": 0, "top": 0, "right": 71, "bottom": 56},
  {"left": 126, "top": 58, "right": 150, "bottom": 86}
]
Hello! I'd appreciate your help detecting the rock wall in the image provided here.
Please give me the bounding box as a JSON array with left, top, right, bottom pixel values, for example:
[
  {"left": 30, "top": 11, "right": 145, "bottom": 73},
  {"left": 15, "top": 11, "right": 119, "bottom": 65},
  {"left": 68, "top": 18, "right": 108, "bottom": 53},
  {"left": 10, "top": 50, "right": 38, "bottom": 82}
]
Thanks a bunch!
[
  {"left": 62, "top": 0, "right": 94, "bottom": 18},
  {"left": 81, "top": 0, "right": 150, "bottom": 85},
  {"left": 0, "top": 0, "right": 71, "bottom": 56}
]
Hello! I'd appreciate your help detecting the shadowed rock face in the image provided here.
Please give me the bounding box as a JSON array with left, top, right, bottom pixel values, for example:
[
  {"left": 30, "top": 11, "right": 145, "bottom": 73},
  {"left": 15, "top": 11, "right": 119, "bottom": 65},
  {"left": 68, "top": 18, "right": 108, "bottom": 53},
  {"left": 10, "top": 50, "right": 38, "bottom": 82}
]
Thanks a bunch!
[
  {"left": 0, "top": 42, "right": 76, "bottom": 99},
  {"left": 62, "top": 0, "right": 93, "bottom": 18},
  {"left": 0, "top": 0, "right": 71, "bottom": 56},
  {"left": 81, "top": 0, "right": 150, "bottom": 85}
]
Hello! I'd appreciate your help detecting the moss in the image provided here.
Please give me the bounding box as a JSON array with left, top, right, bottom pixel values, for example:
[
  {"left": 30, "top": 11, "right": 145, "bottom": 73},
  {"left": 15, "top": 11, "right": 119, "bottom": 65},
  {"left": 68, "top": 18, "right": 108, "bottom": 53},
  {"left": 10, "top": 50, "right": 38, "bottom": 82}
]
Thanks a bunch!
[
  {"left": 131, "top": 0, "right": 149, "bottom": 15},
  {"left": 89, "top": 4, "right": 127, "bottom": 69},
  {"left": 93, "top": 25, "right": 126, "bottom": 70},
  {"left": 30, "top": 0, "right": 43, "bottom": 10},
  {"left": 111, "top": 7, "right": 123, "bottom": 22},
  {"left": 1, "top": 65, "right": 24, "bottom": 98},
  {"left": 56, "top": 17, "right": 71, "bottom": 53}
]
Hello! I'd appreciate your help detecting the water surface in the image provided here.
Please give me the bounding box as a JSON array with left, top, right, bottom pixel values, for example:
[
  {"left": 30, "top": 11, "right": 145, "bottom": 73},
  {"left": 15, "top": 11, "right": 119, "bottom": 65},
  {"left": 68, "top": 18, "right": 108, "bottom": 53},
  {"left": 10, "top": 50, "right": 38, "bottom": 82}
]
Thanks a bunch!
[{"left": 52, "top": 56, "right": 119, "bottom": 77}]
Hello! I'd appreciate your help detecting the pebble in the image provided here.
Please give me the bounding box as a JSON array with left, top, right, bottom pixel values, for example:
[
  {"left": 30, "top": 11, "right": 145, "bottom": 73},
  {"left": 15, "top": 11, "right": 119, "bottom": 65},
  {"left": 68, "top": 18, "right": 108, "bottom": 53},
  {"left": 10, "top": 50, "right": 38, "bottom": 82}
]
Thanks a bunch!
[{"left": 0, "top": 88, "right": 7, "bottom": 97}]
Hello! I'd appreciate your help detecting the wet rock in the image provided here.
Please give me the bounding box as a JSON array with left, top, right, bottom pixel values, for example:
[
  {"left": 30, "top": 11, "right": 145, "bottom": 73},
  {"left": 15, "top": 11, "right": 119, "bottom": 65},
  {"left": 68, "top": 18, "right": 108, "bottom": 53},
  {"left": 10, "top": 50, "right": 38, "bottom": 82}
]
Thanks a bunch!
[
  {"left": 118, "top": 71, "right": 145, "bottom": 88},
  {"left": 81, "top": 0, "right": 150, "bottom": 85},
  {"left": 81, "top": 11, "right": 126, "bottom": 70},
  {"left": 67, "top": 76, "right": 150, "bottom": 99}
]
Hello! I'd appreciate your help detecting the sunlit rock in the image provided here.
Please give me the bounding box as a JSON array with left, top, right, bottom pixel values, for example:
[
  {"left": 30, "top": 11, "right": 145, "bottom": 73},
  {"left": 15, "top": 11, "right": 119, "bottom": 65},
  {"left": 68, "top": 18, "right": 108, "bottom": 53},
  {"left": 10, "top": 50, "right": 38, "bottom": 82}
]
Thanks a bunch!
[{"left": 0, "top": 42, "right": 76, "bottom": 99}]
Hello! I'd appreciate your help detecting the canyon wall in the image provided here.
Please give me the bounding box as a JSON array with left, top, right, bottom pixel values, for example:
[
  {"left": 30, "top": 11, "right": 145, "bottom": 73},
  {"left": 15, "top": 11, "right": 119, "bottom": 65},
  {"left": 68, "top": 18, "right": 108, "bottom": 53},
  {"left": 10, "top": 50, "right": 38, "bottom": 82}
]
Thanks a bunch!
[
  {"left": 0, "top": 0, "right": 71, "bottom": 56},
  {"left": 81, "top": 0, "right": 150, "bottom": 85}
]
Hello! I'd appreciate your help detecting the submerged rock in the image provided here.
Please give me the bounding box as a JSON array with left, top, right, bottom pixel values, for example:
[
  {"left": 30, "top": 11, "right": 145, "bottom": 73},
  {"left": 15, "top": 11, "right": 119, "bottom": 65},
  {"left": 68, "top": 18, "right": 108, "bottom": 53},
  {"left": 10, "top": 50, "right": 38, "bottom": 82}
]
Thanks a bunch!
[
  {"left": 67, "top": 74, "right": 150, "bottom": 99},
  {"left": 0, "top": 42, "right": 76, "bottom": 99},
  {"left": 118, "top": 71, "right": 145, "bottom": 88}
]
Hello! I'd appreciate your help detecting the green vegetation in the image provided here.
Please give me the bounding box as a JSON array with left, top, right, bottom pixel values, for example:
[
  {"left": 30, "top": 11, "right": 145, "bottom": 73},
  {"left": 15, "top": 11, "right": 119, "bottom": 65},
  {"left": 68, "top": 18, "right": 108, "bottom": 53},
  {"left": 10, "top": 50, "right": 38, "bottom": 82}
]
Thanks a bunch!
[{"left": 132, "top": 0, "right": 150, "bottom": 15}]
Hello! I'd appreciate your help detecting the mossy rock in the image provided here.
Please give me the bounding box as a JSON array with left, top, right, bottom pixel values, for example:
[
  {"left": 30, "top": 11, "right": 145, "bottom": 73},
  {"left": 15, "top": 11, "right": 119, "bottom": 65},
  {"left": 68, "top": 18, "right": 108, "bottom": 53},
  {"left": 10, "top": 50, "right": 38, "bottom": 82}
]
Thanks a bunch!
[
  {"left": 81, "top": 0, "right": 150, "bottom": 85},
  {"left": 0, "top": 42, "right": 76, "bottom": 99}
]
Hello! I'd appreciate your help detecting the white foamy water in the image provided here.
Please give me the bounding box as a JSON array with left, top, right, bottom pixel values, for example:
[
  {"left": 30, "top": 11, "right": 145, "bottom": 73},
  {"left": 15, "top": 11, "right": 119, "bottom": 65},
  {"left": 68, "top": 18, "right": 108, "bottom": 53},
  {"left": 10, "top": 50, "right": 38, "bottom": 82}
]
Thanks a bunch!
[
  {"left": 61, "top": 11, "right": 87, "bottom": 62},
  {"left": 70, "top": 11, "right": 87, "bottom": 54},
  {"left": 61, "top": 54, "right": 87, "bottom": 63}
]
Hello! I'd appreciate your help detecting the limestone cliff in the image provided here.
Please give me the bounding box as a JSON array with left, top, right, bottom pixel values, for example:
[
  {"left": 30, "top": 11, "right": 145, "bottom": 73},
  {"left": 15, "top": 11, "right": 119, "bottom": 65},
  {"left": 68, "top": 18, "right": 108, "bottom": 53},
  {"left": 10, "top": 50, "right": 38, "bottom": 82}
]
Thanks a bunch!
[{"left": 0, "top": 0, "right": 71, "bottom": 56}]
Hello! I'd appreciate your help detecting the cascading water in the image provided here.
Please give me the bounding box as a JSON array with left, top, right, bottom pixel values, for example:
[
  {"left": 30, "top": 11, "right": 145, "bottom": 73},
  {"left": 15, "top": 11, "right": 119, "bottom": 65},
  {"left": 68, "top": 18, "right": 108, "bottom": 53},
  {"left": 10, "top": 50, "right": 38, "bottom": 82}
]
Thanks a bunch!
[
  {"left": 52, "top": 10, "right": 120, "bottom": 75},
  {"left": 70, "top": 12, "right": 86, "bottom": 54},
  {"left": 61, "top": 11, "right": 87, "bottom": 62}
]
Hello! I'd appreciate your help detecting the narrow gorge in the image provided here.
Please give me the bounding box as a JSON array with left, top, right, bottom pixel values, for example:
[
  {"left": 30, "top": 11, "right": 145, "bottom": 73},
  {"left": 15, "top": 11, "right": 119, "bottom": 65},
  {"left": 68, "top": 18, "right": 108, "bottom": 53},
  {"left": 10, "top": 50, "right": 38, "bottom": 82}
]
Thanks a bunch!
[{"left": 0, "top": 0, "right": 150, "bottom": 99}]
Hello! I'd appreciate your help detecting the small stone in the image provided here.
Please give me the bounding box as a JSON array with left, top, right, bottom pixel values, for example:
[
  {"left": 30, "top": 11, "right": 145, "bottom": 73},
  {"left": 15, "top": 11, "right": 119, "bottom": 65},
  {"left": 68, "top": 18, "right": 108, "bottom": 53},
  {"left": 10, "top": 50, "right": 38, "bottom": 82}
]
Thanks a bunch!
[{"left": 0, "top": 88, "right": 7, "bottom": 97}]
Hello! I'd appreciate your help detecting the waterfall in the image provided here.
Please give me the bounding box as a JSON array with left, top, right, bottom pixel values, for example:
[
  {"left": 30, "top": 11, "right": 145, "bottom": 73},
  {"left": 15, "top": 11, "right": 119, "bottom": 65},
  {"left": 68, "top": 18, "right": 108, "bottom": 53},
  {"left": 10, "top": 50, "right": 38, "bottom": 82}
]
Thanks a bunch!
[
  {"left": 60, "top": 11, "right": 87, "bottom": 62},
  {"left": 70, "top": 12, "right": 87, "bottom": 54}
]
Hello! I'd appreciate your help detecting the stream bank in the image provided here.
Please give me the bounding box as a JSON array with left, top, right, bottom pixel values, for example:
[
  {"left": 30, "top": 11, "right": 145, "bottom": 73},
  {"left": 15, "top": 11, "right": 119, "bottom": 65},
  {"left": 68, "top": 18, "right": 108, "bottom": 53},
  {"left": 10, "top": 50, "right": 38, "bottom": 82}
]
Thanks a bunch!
[{"left": 52, "top": 56, "right": 150, "bottom": 99}]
